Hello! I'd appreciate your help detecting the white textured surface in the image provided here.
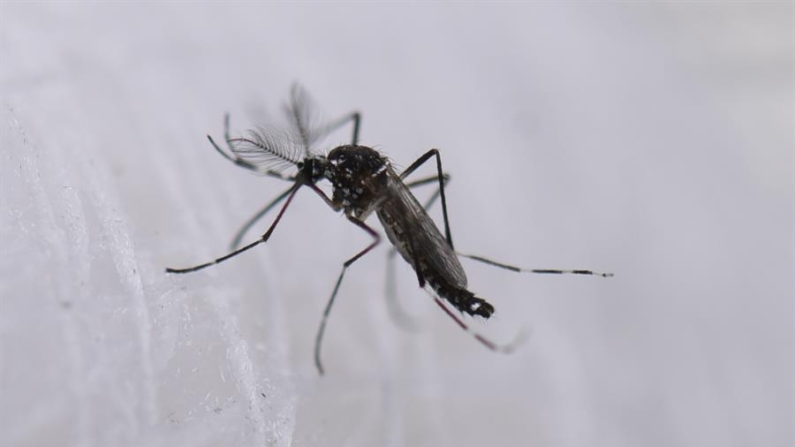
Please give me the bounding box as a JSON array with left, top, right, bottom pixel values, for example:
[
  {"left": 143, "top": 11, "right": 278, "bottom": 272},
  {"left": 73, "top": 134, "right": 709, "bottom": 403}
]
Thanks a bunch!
[{"left": 1, "top": 3, "right": 791, "bottom": 447}]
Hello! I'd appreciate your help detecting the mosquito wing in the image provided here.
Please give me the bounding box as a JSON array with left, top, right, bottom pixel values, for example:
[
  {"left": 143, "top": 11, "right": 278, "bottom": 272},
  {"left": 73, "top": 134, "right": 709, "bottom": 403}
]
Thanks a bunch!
[{"left": 376, "top": 170, "right": 468, "bottom": 289}]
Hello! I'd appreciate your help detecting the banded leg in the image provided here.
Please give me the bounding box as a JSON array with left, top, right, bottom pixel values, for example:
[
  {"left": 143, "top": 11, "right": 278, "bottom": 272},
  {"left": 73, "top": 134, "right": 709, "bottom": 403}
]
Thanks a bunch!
[
  {"left": 456, "top": 253, "right": 614, "bottom": 278},
  {"left": 229, "top": 186, "right": 294, "bottom": 250},
  {"left": 432, "top": 294, "right": 527, "bottom": 354},
  {"left": 384, "top": 246, "right": 423, "bottom": 331},
  {"left": 314, "top": 217, "right": 380, "bottom": 375},
  {"left": 165, "top": 184, "right": 301, "bottom": 274},
  {"left": 401, "top": 171, "right": 614, "bottom": 279}
]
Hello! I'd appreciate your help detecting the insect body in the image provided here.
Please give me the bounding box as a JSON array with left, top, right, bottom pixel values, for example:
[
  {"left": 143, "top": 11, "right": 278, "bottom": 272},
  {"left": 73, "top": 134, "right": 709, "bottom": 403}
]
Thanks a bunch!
[
  {"left": 166, "top": 85, "right": 612, "bottom": 375},
  {"left": 327, "top": 145, "right": 493, "bottom": 318}
]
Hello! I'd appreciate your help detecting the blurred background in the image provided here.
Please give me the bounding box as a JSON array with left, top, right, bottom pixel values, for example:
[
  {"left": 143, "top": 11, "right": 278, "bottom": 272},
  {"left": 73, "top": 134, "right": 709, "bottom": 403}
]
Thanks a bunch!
[{"left": 1, "top": 3, "right": 791, "bottom": 447}]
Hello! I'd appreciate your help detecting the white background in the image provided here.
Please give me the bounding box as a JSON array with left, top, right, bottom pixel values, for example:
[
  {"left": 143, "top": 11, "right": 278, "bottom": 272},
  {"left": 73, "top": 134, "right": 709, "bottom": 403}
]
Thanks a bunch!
[{"left": 1, "top": 3, "right": 791, "bottom": 447}]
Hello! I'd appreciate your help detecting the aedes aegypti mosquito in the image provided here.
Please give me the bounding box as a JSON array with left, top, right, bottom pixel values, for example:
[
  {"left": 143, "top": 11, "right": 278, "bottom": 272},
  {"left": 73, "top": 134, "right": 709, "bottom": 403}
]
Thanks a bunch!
[{"left": 166, "top": 85, "right": 613, "bottom": 375}]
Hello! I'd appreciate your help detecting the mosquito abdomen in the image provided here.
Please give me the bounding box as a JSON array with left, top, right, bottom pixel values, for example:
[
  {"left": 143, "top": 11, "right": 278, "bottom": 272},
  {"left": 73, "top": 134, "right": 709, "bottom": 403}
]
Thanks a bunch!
[{"left": 430, "top": 277, "right": 494, "bottom": 318}]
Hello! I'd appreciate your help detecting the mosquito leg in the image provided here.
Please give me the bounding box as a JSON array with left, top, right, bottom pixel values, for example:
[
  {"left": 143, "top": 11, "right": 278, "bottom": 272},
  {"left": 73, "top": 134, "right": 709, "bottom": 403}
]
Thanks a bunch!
[
  {"left": 404, "top": 173, "right": 450, "bottom": 188},
  {"left": 228, "top": 185, "right": 294, "bottom": 250},
  {"left": 165, "top": 184, "right": 301, "bottom": 274},
  {"left": 324, "top": 111, "right": 361, "bottom": 145},
  {"left": 404, "top": 174, "right": 614, "bottom": 279},
  {"left": 456, "top": 253, "right": 614, "bottom": 278},
  {"left": 399, "top": 149, "right": 453, "bottom": 249},
  {"left": 432, "top": 295, "right": 527, "bottom": 354},
  {"left": 314, "top": 217, "right": 380, "bottom": 375},
  {"left": 384, "top": 248, "right": 423, "bottom": 332},
  {"left": 405, "top": 173, "right": 450, "bottom": 215}
]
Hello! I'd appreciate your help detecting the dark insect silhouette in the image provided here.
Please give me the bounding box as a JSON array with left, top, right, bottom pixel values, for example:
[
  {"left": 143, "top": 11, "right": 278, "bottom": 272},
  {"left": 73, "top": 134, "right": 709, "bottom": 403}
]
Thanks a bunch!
[{"left": 166, "top": 85, "right": 613, "bottom": 374}]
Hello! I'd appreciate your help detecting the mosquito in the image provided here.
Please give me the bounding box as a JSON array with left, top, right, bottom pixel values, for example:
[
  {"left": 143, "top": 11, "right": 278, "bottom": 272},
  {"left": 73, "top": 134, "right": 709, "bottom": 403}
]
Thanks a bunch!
[{"left": 166, "top": 85, "right": 613, "bottom": 375}]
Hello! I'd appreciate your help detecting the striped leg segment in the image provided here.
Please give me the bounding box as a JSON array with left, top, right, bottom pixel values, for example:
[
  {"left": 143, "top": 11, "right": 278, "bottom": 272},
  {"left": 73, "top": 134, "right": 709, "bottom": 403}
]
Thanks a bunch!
[
  {"left": 229, "top": 186, "right": 294, "bottom": 250},
  {"left": 165, "top": 184, "right": 301, "bottom": 274},
  {"left": 314, "top": 217, "right": 381, "bottom": 375},
  {"left": 432, "top": 295, "right": 527, "bottom": 354},
  {"left": 384, "top": 250, "right": 423, "bottom": 332},
  {"left": 457, "top": 253, "right": 614, "bottom": 278}
]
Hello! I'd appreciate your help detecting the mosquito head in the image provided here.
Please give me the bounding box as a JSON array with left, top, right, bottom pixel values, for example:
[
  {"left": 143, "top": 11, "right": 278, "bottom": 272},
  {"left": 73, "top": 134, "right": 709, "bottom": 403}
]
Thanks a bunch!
[{"left": 297, "top": 155, "right": 330, "bottom": 184}]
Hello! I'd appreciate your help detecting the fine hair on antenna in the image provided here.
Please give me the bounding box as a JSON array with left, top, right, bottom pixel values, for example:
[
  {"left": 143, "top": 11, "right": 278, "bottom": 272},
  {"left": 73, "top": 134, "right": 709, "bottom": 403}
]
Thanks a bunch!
[{"left": 166, "top": 84, "right": 613, "bottom": 375}]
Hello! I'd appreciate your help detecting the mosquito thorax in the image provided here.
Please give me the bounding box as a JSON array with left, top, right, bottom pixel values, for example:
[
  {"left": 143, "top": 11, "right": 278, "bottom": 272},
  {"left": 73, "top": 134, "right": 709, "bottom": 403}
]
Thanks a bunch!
[
  {"left": 325, "top": 145, "right": 389, "bottom": 216},
  {"left": 326, "top": 145, "right": 387, "bottom": 174}
]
